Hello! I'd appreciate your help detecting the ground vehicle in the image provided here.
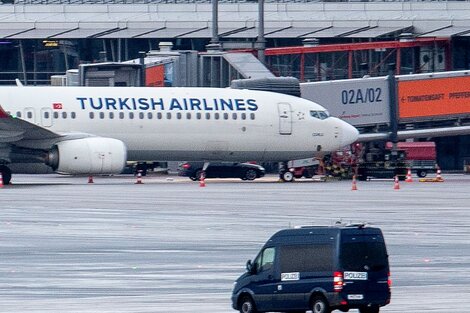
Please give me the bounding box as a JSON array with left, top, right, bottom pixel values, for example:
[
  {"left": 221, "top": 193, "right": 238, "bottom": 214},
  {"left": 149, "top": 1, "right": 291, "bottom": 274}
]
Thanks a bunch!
[
  {"left": 356, "top": 142, "right": 407, "bottom": 181},
  {"left": 287, "top": 158, "right": 320, "bottom": 179},
  {"left": 385, "top": 142, "right": 436, "bottom": 178},
  {"left": 178, "top": 162, "right": 265, "bottom": 181},
  {"left": 232, "top": 224, "right": 391, "bottom": 313},
  {"left": 357, "top": 141, "right": 436, "bottom": 180}
]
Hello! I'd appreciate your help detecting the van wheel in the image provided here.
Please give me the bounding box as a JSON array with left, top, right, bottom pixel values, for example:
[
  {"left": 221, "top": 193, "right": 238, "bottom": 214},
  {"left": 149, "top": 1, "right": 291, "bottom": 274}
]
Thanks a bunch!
[
  {"left": 239, "top": 296, "right": 257, "bottom": 313},
  {"left": 311, "top": 296, "right": 331, "bottom": 313},
  {"left": 359, "top": 306, "right": 379, "bottom": 313}
]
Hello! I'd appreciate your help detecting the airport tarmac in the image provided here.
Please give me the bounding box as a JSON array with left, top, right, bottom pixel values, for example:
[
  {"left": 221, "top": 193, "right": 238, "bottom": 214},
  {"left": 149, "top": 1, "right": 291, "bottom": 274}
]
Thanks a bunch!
[{"left": 0, "top": 173, "right": 469, "bottom": 313}]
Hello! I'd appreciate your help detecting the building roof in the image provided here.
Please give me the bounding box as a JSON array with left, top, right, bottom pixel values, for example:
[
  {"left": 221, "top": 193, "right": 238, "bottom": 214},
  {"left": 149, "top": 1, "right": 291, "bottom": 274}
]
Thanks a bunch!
[{"left": 1, "top": 2, "right": 470, "bottom": 39}]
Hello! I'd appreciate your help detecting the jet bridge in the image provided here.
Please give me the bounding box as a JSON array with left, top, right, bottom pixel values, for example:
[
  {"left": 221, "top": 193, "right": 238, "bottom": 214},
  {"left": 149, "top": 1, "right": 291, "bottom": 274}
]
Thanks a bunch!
[{"left": 199, "top": 51, "right": 274, "bottom": 88}]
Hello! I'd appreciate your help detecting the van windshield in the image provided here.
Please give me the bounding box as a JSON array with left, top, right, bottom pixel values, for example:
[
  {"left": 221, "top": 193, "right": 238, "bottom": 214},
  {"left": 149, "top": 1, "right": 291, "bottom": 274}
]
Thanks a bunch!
[{"left": 340, "top": 242, "right": 388, "bottom": 272}]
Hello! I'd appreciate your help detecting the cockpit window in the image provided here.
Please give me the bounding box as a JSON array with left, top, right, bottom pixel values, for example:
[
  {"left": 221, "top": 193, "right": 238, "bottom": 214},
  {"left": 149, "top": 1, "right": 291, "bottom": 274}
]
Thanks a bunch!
[{"left": 310, "top": 110, "right": 330, "bottom": 120}]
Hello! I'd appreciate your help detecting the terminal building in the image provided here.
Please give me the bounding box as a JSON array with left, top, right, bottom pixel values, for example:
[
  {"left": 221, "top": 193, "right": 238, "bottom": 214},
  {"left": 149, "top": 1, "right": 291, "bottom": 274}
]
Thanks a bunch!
[{"left": 1, "top": 0, "right": 470, "bottom": 170}]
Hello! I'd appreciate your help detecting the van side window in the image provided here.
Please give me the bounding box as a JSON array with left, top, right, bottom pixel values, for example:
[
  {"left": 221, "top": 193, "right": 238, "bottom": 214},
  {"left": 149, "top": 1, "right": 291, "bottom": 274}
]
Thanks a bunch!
[
  {"left": 280, "top": 244, "right": 334, "bottom": 272},
  {"left": 257, "top": 247, "right": 275, "bottom": 272},
  {"left": 340, "top": 241, "right": 388, "bottom": 271}
]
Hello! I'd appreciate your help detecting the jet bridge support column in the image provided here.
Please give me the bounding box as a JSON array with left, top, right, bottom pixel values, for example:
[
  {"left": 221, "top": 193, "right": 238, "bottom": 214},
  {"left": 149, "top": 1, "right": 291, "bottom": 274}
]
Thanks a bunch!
[{"left": 388, "top": 63, "right": 399, "bottom": 160}]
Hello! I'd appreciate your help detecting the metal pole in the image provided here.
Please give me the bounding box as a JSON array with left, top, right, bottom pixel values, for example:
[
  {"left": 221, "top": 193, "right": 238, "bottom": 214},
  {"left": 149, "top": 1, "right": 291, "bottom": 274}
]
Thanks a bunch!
[
  {"left": 139, "top": 51, "right": 146, "bottom": 87},
  {"left": 256, "top": 0, "right": 266, "bottom": 64},
  {"left": 388, "top": 63, "right": 398, "bottom": 160},
  {"left": 211, "top": 0, "right": 219, "bottom": 45},
  {"left": 19, "top": 40, "right": 27, "bottom": 85},
  {"left": 33, "top": 44, "right": 37, "bottom": 86}
]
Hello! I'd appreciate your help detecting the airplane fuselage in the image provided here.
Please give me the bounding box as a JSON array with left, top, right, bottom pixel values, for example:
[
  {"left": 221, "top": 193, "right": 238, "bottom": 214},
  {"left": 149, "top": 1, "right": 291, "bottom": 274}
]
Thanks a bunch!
[{"left": 0, "top": 86, "right": 358, "bottom": 162}]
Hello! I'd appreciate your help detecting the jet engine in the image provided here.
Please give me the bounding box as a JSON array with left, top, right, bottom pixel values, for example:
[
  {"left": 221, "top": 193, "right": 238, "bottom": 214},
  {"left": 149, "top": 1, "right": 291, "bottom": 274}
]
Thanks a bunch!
[{"left": 46, "top": 137, "right": 127, "bottom": 175}]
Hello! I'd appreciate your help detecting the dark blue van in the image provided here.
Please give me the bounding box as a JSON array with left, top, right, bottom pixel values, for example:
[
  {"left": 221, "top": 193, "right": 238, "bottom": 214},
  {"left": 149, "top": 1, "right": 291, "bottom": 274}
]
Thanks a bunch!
[{"left": 231, "top": 224, "right": 391, "bottom": 313}]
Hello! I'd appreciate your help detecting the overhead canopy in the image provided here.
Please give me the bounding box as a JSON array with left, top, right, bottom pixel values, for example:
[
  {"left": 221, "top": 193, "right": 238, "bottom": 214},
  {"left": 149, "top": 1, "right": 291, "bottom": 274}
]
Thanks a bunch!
[
  {"left": 179, "top": 27, "right": 249, "bottom": 38},
  {"left": 307, "top": 25, "right": 371, "bottom": 38},
  {"left": 135, "top": 26, "right": 208, "bottom": 39},
  {"left": 0, "top": 2, "right": 469, "bottom": 40},
  {"left": 0, "top": 22, "right": 35, "bottom": 39},
  {"left": 223, "top": 24, "right": 291, "bottom": 39},
  {"left": 346, "top": 25, "right": 413, "bottom": 38},
  {"left": 9, "top": 28, "right": 78, "bottom": 39},
  {"left": 419, "top": 26, "right": 470, "bottom": 37}
]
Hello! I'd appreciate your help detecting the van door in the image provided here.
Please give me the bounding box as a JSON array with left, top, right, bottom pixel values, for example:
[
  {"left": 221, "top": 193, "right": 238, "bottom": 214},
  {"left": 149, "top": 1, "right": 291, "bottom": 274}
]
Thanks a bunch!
[
  {"left": 340, "top": 235, "right": 390, "bottom": 304},
  {"left": 278, "top": 103, "right": 292, "bottom": 135},
  {"left": 250, "top": 247, "right": 277, "bottom": 312}
]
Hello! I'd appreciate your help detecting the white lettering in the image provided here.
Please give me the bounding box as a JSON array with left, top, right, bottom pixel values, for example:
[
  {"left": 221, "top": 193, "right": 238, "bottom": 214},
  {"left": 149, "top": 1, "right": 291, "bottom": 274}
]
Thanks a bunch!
[{"left": 281, "top": 272, "right": 300, "bottom": 281}]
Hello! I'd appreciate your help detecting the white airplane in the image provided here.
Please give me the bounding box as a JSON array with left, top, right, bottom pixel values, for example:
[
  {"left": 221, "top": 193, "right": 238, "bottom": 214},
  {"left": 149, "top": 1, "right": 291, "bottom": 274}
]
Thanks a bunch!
[{"left": 0, "top": 86, "right": 359, "bottom": 184}]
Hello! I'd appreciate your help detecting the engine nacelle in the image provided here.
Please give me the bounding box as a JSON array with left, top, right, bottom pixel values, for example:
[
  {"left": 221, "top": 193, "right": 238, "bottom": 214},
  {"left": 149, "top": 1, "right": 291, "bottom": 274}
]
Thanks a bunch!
[{"left": 46, "top": 137, "right": 127, "bottom": 175}]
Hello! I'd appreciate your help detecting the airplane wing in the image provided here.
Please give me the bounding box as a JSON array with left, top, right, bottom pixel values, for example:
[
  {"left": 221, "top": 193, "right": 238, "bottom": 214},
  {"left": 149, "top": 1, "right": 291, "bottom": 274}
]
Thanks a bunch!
[
  {"left": 358, "top": 125, "right": 470, "bottom": 142},
  {"left": 0, "top": 105, "right": 61, "bottom": 143}
]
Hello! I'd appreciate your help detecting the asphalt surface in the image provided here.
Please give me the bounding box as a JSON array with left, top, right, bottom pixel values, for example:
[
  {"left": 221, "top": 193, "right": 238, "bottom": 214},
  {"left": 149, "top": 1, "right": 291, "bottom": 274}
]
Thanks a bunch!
[{"left": 0, "top": 173, "right": 469, "bottom": 312}]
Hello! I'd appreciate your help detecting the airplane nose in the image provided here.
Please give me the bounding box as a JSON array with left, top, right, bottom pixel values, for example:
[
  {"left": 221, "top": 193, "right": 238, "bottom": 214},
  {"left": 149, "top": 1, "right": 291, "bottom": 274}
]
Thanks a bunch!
[{"left": 340, "top": 121, "right": 359, "bottom": 147}]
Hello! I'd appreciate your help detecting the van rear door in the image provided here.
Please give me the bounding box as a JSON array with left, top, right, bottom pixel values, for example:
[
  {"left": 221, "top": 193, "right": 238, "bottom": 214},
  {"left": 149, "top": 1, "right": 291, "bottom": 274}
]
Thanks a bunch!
[{"left": 340, "top": 234, "right": 390, "bottom": 304}]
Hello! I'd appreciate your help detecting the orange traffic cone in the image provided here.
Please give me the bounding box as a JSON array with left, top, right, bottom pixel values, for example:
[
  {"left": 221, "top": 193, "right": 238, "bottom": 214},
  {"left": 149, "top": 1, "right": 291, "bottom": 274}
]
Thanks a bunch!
[
  {"left": 405, "top": 168, "right": 413, "bottom": 183},
  {"left": 199, "top": 172, "right": 206, "bottom": 187},
  {"left": 135, "top": 171, "right": 143, "bottom": 184},
  {"left": 436, "top": 166, "right": 444, "bottom": 182},
  {"left": 394, "top": 176, "right": 400, "bottom": 190},
  {"left": 88, "top": 175, "right": 94, "bottom": 184},
  {"left": 0, "top": 173, "right": 3, "bottom": 188},
  {"left": 351, "top": 175, "right": 358, "bottom": 191}
]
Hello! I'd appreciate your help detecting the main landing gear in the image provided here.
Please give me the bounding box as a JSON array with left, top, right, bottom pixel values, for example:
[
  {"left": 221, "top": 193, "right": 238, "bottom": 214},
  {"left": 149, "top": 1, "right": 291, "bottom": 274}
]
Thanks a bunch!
[{"left": 0, "top": 165, "right": 12, "bottom": 185}]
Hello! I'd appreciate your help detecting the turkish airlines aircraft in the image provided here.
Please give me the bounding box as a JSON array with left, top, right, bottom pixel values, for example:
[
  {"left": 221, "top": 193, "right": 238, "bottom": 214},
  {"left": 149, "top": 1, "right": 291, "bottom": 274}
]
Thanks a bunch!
[{"left": 0, "top": 86, "right": 358, "bottom": 184}]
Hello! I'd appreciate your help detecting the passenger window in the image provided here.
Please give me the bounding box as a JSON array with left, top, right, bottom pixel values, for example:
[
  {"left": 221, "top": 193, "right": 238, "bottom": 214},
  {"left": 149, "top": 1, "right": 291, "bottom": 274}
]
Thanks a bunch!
[
  {"left": 167, "top": 112, "right": 172, "bottom": 120},
  {"left": 259, "top": 247, "right": 275, "bottom": 272},
  {"left": 148, "top": 112, "right": 153, "bottom": 119},
  {"left": 139, "top": 112, "right": 144, "bottom": 119},
  {"left": 186, "top": 112, "right": 191, "bottom": 120},
  {"left": 62, "top": 112, "right": 67, "bottom": 119},
  {"left": 214, "top": 113, "right": 220, "bottom": 120},
  {"left": 16, "top": 111, "right": 22, "bottom": 118},
  {"left": 129, "top": 112, "right": 134, "bottom": 119},
  {"left": 99, "top": 112, "right": 105, "bottom": 119},
  {"left": 177, "top": 112, "right": 182, "bottom": 119},
  {"left": 71, "top": 112, "right": 76, "bottom": 119},
  {"left": 44, "top": 112, "right": 49, "bottom": 119},
  {"left": 54, "top": 112, "right": 59, "bottom": 119},
  {"left": 241, "top": 113, "right": 246, "bottom": 120},
  {"left": 89, "top": 112, "right": 94, "bottom": 119},
  {"left": 109, "top": 112, "right": 114, "bottom": 119},
  {"left": 27, "top": 112, "right": 32, "bottom": 119},
  {"left": 232, "top": 113, "right": 237, "bottom": 120},
  {"left": 205, "top": 113, "right": 210, "bottom": 120},
  {"left": 157, "top": 112, "right": 162, "bottom": 120},
  {"left": 223, "top": 113, "right": 229, "bottom": 120},
  {"left": 196, "top": 113, "right": 202, "bottom": 120},
  {"left": 119, "top": 112, "right": 124, "bottom": 119},
  {"left": 250, "top": 113, "right": 255, "bottom": 120}
]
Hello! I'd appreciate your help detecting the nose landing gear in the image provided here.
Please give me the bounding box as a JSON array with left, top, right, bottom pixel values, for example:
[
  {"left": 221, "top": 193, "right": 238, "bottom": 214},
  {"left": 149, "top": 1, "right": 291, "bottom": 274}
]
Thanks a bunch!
[{"left": 278, "top": 162, "right": 294, "bottom": 182}]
